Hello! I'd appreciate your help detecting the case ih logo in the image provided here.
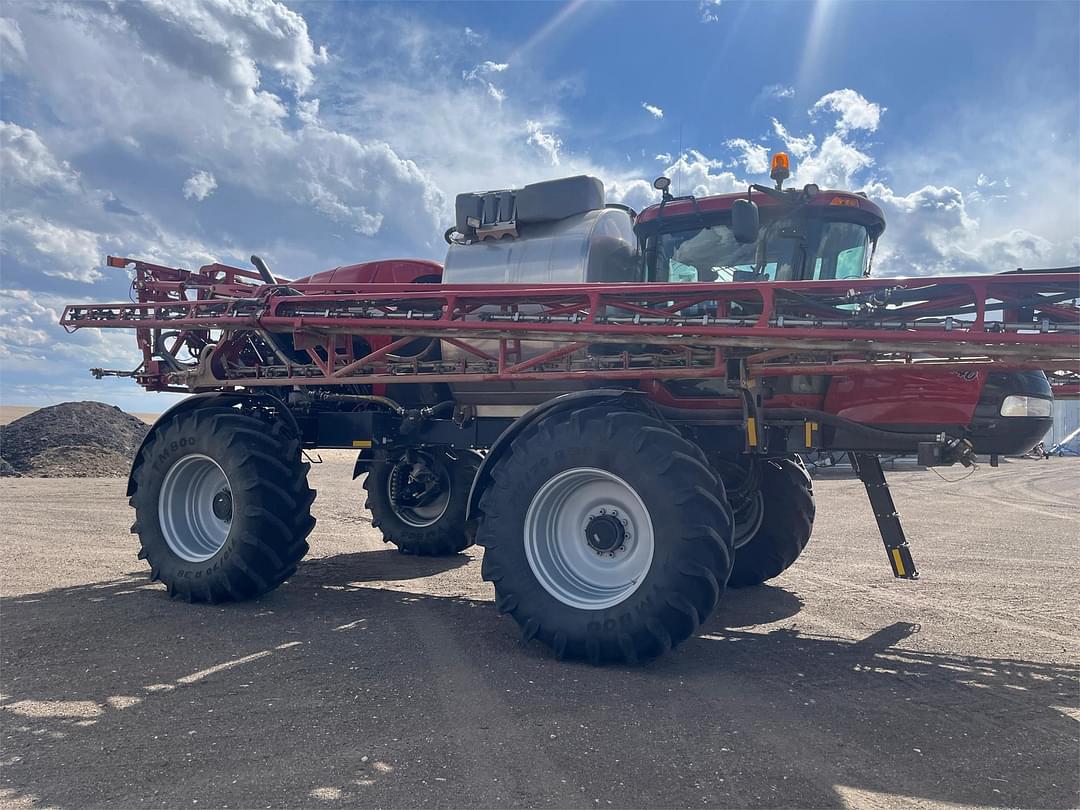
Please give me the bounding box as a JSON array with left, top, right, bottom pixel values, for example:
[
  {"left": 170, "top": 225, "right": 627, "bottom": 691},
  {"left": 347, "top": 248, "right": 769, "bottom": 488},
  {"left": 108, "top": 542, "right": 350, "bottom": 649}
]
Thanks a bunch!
[{"left": 953, "top": 370, "right": 979, "bottom": 381}]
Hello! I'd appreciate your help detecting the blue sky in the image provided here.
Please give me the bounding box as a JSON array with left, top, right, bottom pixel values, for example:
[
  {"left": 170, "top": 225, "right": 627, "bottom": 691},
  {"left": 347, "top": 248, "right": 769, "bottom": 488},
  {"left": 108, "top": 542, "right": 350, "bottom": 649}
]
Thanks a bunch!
[{"left": 1, "top": 0, "right": 1078, "bottom": 411}]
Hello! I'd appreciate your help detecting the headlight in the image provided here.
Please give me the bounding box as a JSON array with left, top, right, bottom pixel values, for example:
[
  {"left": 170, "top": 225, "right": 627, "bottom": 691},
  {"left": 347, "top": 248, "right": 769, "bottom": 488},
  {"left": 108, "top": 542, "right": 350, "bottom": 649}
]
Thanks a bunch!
[{"left": 1000, "top": 395, "right": 1052, "bottom": 417}]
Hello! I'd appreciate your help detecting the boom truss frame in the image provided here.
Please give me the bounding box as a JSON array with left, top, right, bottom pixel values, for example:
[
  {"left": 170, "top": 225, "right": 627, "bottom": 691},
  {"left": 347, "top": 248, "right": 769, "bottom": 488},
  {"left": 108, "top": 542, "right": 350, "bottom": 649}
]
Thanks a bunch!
[{"left": 60, "top": 257, "right": 1080, "bottom": 392}]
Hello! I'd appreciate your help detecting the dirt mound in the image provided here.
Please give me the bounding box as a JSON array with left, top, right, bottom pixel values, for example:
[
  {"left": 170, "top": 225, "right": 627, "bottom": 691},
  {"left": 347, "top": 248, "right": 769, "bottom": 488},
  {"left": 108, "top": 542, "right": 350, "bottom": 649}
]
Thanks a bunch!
[{"left": 0, "top": 402, "right": 150, "bottom": 478}]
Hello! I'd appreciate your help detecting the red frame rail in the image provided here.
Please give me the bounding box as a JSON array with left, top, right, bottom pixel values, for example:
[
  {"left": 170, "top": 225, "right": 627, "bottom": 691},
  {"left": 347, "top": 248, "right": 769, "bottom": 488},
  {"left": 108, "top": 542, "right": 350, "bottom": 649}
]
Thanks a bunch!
[{"left": 60, "top": 259, "right": 1080, "bottom": 392}]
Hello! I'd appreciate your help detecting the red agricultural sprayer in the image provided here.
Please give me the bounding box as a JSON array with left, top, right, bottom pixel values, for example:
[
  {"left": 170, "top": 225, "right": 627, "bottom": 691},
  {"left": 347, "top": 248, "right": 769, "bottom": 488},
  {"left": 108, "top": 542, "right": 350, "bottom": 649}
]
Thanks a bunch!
[{"left": 62, "top": 155, "right": 1080, "bottom": 663}]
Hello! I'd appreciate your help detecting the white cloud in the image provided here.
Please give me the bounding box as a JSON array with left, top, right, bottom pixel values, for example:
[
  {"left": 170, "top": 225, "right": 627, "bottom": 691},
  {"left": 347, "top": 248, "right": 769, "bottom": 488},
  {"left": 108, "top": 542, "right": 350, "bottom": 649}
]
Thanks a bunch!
[
  {"left": 296, "top": 97, "right": 320, "bottom": 126},
  {"left": 0, "top": 290, "right": 129, "bottom": 362},
  {"left": 605, "top": 178, "right": 658, "bottom": 213},
  {"left": 872, "top": 183, "right": 974, "bottom": 227},
  {"left": 526, "top": 120, "right": 562, "bottom": 167},
  {"left": 811, "top": 89, "right": 884, "bottom": 134},
  {"left": 771, "top": 119, "right": 816, "bottom": 159},
  {"left": 970, "top": 172, "right": 1009, "bottom": 203},
  {"left": 861, "top": 181, "right": 1076, "bottom": 275},
  {"left": 662, "top": 150, "right": 742, "bottom": 198},
  {"left": 976, "top": 228, "right": 1058, "bottom": 269},
  {"left": 725, "top": 138, "right": 769, "bottom": 175},
  {"left": 463, "top": 60, "right": 510, "bottom": 103},
  {"left": 0, "top": 17, "right": 27, "bottom": 70},
  {"left": 0, "top": 122, "right": 80, "bottom": 192},
  {"left": 109, "top": 0, "right": 327, "bottom": 102},
  {"left": 305, "top": 179, "right": 383, "bottom": 236},
  {"left": 464, "top": 60, "right": 509, "bottom": 78},
  {"left": 759, "top": 83, "right": 794, "bottom": 101},
  {"left": 0, "top": 117, "right": 224, "bottom": 284},
  {"left": 291, "top": 124, "right": 444, "bottom": 235},
  {"left": 794, "top": 133, "right": 874, "bottom": 189},
  {"left": 1, "top": 203, "right": 221, "bottom": 284},
  {"left": 0, "top": 214, "right": 103, "bottom": 281},
  {"left": 703, "top": 88, "right": 1076, "bottom": 276},
  {"left": 641, "top": 102, "right": 664, "bottom": 119},
  {"left": 7, "top": 5, "right": 446, "bottom": 245},
  {"left": 699, "top": 0, "right": 722, "bottom": 23},
  {"left": 182, "top": 170, "right": 218, "bottom": 201},
  {"left": 654, "top": 152, "right": 672, "bottom": 162}
]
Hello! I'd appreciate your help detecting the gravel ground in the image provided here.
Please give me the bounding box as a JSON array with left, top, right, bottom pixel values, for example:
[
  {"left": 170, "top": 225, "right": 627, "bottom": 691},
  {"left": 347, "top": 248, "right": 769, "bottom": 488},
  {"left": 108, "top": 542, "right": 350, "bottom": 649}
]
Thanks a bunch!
[{"left": 1, "top": 455, "right": 1077, "bottom": 809}]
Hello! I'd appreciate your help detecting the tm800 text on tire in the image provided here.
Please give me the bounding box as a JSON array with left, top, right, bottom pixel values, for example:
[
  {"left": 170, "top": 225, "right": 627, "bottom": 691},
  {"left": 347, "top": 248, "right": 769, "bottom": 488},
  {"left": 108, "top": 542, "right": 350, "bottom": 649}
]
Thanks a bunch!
[
  {"left": 129, "top": 407, "right": 316, "bottom": 601},
  {"left": 477, "top": 405, "right": 734, "bottom": 664}
]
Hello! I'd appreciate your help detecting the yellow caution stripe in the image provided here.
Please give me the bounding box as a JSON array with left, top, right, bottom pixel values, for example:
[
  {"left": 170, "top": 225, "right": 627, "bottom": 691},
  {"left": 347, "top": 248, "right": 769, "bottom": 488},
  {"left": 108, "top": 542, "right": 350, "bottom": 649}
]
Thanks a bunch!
[
  {"left": 746, "top": 417, "right": 758, "bottom": 447},
  {"left": 891, "top": 548, "right": 906, "bottom": 577},
  {"left": 352, "top": 440, "right": 373, "bottom": 448}
]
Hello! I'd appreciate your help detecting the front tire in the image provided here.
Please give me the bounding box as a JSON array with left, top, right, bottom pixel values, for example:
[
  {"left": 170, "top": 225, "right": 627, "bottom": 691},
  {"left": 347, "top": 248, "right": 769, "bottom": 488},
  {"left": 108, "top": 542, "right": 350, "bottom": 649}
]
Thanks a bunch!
[
  {"left": 364, "top": 448, "right": 482, "bottom": 556},
  {"left": 477, "top": 405, "right": 734, "bottom": 664},
  {"left": 129, "top": 408, "right": 315, "bottom": 602},
  {"left": 727, "top": 457, "right": 815, "bottom": 588}
]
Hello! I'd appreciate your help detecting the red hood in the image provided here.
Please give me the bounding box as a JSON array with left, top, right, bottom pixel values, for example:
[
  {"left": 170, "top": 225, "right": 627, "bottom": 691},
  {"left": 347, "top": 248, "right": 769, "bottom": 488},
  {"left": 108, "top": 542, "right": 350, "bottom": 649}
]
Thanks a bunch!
[
  {"left": 635, "top": 189, "right": 885, "bottom": 232},
  {"left": 291, "top": 259, "right": 443, "bottom": 286}
]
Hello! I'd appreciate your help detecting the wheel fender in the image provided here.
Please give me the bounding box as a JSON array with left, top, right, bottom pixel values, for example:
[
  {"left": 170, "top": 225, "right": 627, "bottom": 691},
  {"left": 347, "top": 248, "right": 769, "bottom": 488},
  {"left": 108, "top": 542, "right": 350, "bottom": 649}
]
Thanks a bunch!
[
  {"left": 465, "top": 389, "right": 649, "bottom": 519},
  {"left": 126, "top": 392, "right": 299, "bottom": 496}
]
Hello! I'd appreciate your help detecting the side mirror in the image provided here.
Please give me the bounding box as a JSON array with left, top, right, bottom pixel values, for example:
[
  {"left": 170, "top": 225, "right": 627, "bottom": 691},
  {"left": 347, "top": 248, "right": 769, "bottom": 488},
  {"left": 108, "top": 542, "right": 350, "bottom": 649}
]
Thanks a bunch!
[{"left": 731, "top": 198, "right": 760, "bottom": 244}]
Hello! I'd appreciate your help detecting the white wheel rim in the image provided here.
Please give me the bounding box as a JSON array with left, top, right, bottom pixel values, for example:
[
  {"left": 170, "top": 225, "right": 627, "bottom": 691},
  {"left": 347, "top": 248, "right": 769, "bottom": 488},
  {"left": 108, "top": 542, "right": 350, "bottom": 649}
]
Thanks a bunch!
[
  {"left": 158, "top": 454, "right": 232, "bottom": 563},
  {"left": 524, "top": 467, "right": 654, "bottom": 611}
]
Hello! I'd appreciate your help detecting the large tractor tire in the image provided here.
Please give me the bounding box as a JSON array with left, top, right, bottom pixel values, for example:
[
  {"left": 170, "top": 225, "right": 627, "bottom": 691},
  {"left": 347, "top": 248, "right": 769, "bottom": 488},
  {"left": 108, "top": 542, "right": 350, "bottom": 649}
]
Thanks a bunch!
[
  {"left": 726, "top": 457, "right": 815, "bottom": 588},
  {"left": 364, "top": 448, "right": 482, "bottom": 556},
  {"left": 476, "top": 405, "right": 734, "bottom": 664},
  {"left": 129, "top": 408, "right": 315, "bottom": 602}
]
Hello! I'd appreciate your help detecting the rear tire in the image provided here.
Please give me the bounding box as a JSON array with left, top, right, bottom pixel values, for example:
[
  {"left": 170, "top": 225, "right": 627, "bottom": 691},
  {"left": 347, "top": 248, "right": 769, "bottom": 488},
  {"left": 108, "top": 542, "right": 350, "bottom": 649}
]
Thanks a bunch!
[
  {"left": 727, "top": 457, "right": 814, "bottom": 588},
  {"left": 477, "top": 405, "right": 734, "bottom": 664},
  {"left": 364, "top": 448, "right": 481, "bottom": 556},
  {"left": 129, "top": 408, "right": 315, "bottom": 602}
]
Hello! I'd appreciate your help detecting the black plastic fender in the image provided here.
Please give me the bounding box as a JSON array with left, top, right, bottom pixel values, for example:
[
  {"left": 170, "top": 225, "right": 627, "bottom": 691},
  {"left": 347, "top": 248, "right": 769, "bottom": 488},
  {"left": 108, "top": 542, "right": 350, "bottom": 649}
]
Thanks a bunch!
[
  {"left": 126, "top": 392, "right": 299, "bottom": 496},
  {"left": 465, "top": 388, "right": 649, "bottom": 519}
]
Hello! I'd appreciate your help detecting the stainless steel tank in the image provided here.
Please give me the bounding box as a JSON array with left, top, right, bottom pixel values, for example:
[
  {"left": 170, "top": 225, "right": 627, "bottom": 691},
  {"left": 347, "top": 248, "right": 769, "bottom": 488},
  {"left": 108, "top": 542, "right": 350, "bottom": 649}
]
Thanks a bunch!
[
  {"left": 440, "top": 206, "right": 638, "bottom": 410},
  {"left": 442, "top": 207, "right": 638, "bottom": 285}
]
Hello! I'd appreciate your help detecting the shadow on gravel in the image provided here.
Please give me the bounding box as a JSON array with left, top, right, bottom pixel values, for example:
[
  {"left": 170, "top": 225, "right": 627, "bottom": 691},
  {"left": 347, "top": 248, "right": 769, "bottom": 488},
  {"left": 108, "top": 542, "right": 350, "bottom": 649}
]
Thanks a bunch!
[
  {"left": 716, "top": 584, "right": 804, "bottom": 628},
  {"left": 290, "top": 547, "right": 473, "bottom": 583},
  {"left": 2, "top": 551, "right": 1077, "bottom": 809}
]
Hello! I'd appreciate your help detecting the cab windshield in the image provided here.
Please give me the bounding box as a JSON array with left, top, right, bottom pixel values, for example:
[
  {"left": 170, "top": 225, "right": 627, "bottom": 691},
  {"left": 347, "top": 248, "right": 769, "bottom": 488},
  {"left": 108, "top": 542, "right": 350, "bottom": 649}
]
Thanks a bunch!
[{"left": 649, "top": 219, "right": 871, "bottom": 283}]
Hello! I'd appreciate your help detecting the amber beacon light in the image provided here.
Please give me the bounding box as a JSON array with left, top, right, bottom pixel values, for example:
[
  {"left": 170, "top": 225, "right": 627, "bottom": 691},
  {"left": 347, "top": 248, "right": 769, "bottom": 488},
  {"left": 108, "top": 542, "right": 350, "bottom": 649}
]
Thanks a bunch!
[{"left": 770, "top": 152, "right": 791, "bottom": 190}]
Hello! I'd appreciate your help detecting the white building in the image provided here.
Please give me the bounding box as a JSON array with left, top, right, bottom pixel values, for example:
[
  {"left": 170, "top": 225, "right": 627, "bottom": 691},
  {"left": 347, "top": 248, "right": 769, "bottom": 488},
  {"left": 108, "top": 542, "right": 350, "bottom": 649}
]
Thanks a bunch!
[{"left": 1047, "top": 397, "right": 1080, "bottom": 448}]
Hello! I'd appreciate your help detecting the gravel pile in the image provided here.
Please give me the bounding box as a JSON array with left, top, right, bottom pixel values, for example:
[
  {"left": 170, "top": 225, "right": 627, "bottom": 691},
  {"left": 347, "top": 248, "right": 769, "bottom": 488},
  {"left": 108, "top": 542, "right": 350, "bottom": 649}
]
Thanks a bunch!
[{"left": 0, "top": 402, "right": 150, "bottom": 478}]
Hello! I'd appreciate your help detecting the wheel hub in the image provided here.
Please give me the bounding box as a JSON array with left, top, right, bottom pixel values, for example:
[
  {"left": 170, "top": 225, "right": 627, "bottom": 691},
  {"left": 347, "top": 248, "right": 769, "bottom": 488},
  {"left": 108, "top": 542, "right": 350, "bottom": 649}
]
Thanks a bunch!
[
  {"left": 387, "top": 453, "right": 453, "bottom": 528},
  {"left": 585, "top": 513, "right": 625, "bottom": 553},
  {"left": 212, "top": 489, "right": 233, "bottom": 522},
  {"left": 524, "top": 468, "right": 654, "bottom": 611},
  {"left": 158, "top": 454, "right": 232, "bottom": 563},
  {"left": 399, "top": 464, "right": 438, "bottom": 505}
]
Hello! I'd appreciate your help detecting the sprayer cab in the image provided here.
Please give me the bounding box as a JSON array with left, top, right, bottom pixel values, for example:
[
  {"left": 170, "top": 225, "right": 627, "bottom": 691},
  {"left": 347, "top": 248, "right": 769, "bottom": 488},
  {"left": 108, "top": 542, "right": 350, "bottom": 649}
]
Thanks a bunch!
[{"left": 635, "top": 152, "right": 886, "bottom": 285}]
